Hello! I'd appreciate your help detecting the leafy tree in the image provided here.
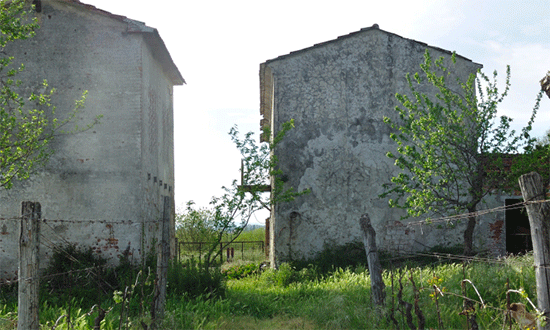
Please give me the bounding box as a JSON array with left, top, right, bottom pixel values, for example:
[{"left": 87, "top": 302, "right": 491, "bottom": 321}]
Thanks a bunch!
[
  {"left": 381, "top": 50, "right": 543, "bottom": 255},
  {"left": 186, "top": 120, "right": 309, "bottom": 267},
  {"left": 0, "top": 0, "right": 96, "bottom": 189},
  {"left": 175, "top": 201, "right": 217, "bottom": 244},
  {"left": 513, "top": 129, "right": 550, "bottom": 189}
]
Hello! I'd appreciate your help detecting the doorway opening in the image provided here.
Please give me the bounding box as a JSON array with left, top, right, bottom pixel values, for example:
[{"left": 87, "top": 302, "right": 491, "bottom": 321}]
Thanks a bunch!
[{"left": 505, "top": 199, "right": 531, "bottom": 254}]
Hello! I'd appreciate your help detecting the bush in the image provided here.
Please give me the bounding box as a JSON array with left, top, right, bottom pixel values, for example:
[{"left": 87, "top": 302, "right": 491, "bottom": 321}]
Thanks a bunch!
[
  {"left": 260, "top": 263, "right": 306, "bottom": 287},
  {"left": 167, "top": 259, "right": 225, "bottom": 299},
  {"left": 291, "top": 241, "right": 367, "bottom": 274},
  {"left": 0, "top": 280, "right": 17, "bottom": 306},
  {"left": 40, "top": 244, "right": 152, "bottom": 309},
  {"left": 222, "top": 262, "right": 261, "bottom": 280},
  {"left": 41, "top": 244, "right": 109, "bottom": 304}
]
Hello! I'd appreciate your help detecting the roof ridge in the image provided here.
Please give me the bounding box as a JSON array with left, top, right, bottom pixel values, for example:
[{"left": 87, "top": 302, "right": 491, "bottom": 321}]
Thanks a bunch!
[{"left": 265, "top": 24, "right": 479, "bottom": 66}]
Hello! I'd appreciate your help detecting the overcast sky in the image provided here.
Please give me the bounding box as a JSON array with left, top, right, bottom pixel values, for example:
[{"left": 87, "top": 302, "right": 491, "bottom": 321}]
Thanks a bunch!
[{"left": 82, "top": 0, "right": 549, "bottom": 224}]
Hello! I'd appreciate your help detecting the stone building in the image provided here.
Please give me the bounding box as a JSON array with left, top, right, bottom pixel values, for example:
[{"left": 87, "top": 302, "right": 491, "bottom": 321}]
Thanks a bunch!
[
  {"left": 260, "top": 25, "right": 522, "bottom": 265},
  {"left": 0, "top": 0, "right": 184, "bottom": 279}
]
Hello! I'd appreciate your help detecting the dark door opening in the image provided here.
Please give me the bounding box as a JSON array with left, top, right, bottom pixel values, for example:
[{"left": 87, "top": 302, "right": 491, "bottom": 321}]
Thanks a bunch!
[{"left": 505, "top": 199, "right": 531, "bottom": 254}]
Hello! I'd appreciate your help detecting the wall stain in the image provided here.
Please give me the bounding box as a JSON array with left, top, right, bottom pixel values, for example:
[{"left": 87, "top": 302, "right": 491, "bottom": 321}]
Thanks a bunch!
[{"left": 489, "top": 220, "right": 504, "bottom": 243}]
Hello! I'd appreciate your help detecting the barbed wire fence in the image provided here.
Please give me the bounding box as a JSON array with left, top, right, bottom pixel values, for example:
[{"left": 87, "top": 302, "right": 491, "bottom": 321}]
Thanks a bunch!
[
  {"left": 364, "top": 171, "right": 550, "bottom": 329},
  {"left": 376, "top": 249, "right": 541, "bottom": 329},
  {"left": 0, "top": 196, "right": 173, "bottom": 329},
  {"left": 1, "top": 174, "right": 548, "bottom": 328}
]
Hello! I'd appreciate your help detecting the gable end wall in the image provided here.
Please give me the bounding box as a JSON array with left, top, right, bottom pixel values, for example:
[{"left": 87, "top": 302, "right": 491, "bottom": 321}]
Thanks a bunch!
[{"left": 263, "top": 29, "right": 487, "bottom": 264}]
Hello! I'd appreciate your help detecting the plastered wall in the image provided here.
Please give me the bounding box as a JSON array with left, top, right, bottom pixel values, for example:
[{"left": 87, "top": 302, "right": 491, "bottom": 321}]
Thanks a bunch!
[
  {"left": 261, "top": 26, "right": 495, "bottom": 264},
  {"left": 0, "top": 0, "right": 179, "bottom": 279}
]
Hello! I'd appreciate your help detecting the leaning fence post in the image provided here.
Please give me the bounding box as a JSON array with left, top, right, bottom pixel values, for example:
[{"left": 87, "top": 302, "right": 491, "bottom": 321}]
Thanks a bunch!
[
  {"left": 359, "top": 213, "right": 385, "bottom": 306},
  {"left": 18, "top": 201, "right": 41, "bottom": 330},
  {"left": 519, "top": 172, "right": 550, "bottom": 330}
]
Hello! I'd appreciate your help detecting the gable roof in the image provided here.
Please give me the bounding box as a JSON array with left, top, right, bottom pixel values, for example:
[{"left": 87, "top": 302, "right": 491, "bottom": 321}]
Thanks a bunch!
[
  {"left": 47, "top": 0, "right": 185, "bottom": 85},
  {"left": 265, "top": 24, "right": 481, "bottom": 68}
]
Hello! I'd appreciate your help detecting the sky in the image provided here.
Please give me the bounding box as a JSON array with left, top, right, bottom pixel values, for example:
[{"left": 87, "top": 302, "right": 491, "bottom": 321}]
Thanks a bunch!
[{"left": 82, "top": 0, "right": 550, "bottom": 224}]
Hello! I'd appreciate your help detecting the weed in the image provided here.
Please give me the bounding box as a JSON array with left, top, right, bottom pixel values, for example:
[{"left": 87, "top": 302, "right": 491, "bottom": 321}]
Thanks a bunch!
[
  {"left": 41, "top": 244, "right": 108, "bottom": 306},
  {"left": 167, "top": 259, "right": 226, "bottom": 299},
  {"left": 222, "top": 262, "right": 261, "bottom": 280},
  {"left": 0, "top": 248, "right": 540, "bottom": 329}
]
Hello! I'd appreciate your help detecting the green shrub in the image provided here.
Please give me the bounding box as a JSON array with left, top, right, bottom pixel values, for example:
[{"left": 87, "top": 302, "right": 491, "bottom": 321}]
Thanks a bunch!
[
  {"left": 0, "top": 279, "right": 17, "bottom": 305},
  {"left": 41, "top": 244, "right": 109, "bottom": 304},
  {"left": 291, "top": 241, "right": 367, "bottom": 274},
  {"left": 222, "top": 262, "right": 260, "bottom": 280},
  {"left": 259, "top": 262, "right": 302, "bottom": 287},
  {"left": 40, "top": 243, "right": 153, "bottom": 310},
  {"left": 167, "top": 259, "right": 225, "bottom": 299}
]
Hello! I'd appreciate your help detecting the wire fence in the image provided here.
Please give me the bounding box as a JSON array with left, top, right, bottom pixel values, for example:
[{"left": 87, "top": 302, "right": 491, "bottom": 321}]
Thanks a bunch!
[
  {"left": 1, "top": 197, "right": 549, "bottom": 330},
  {"left": 0, "top": 216, "right": 159, "bottom": 285},
  {"left": 0, "top": 200, "right": 175, "bottom": 328},
  {"left": 2, "top": 198, "right": 549, "bottom": 285},
  {"left": 377, "top": 250, "right": 541, "bottom": 330},
  {"left": 176, "top": 240, "right": 265, "bottom": 264},
  {"left": 402, "top": 199, "right": 549, "bottom": 228}
]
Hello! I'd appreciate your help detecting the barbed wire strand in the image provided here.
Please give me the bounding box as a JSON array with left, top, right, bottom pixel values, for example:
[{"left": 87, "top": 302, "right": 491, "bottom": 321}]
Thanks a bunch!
[
  {"left": 2, "top": 199, "right": 549, "bottom": 289},
  {"left": 2, "top": 237, "right": 113, "bottom": 289},
  {"left": 0, "top": 199, "right": 547, "bottom": 227},
  {"left": 403, "top": 199, "right": 549, "bottom": 228},
  {"left": 381, "top": 249, "right": 550, "bottom": 271}
]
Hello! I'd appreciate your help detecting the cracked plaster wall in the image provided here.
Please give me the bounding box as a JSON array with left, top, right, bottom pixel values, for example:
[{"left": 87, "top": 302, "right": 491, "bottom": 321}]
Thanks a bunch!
[{"left": 262, "top": 27, "right": 503, "bottom": 265}]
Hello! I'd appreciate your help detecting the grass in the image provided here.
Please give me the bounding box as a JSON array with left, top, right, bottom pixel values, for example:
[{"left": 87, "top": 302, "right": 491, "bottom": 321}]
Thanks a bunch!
[
  {"left": 160, "top": 253, "right": 538, "bottom": 329},
  {"left": 0, "top": 252, "right": 540, "bottom": 329}
]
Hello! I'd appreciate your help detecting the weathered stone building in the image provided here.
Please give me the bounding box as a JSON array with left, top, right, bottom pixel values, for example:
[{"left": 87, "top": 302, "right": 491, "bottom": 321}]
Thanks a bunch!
[
  {"left": 0, "top": 0, "right": 183, "bottom": 279},
  {"left": 260, "top": 25, "right": 523, "bottom": 265}
]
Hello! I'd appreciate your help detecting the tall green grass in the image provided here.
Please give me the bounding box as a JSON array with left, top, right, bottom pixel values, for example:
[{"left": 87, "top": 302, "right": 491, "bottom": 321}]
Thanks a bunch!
[
  {"left": 0, "top": 252, "right": 539, "bottom": 329},
  {"left": 161, "top": 253, "right": 537, "bottom": 329}
]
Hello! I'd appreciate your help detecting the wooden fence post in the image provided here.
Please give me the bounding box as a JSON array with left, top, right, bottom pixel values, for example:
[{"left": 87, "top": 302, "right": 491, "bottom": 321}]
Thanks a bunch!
[
  {"left": 518, "top": 172, "right": 550, "bottom": 330},
  {"left": 220, "top": 242, "right": 223, "bottom": 264},
  {"left": 359, "top": 213, "right": 386, "bottom": 306},
  {"left": 151, "top": 196, "right": 171, "bottom": 329},
  {"left": 18, "top": 201, "right": 41, "bottom": 330}
]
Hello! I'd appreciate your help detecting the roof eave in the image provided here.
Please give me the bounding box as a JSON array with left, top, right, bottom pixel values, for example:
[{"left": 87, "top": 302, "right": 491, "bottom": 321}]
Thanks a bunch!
[
  {"left": 124, "top": 18, "right": 185, "bottom": 86},
  {"left": 56, "top": 1, "right": 185, "bottom": 86}
]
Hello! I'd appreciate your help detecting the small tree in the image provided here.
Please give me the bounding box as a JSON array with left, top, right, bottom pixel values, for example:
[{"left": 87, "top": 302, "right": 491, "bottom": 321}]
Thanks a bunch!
[
  {"left": 189, "top": 120, "right": 308, "bottom": 267},
  {"left": 381, "top": 50, "right": 543, "bottom": 255},
  {"left": 514, "top": 129, "right": 550, "bottom": 189},
  {"left": 175, "top": 201, "right": 217, "bottom": 244},
  {"left": 0, "top": 1, "right": 97, "bottom": 189}
]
